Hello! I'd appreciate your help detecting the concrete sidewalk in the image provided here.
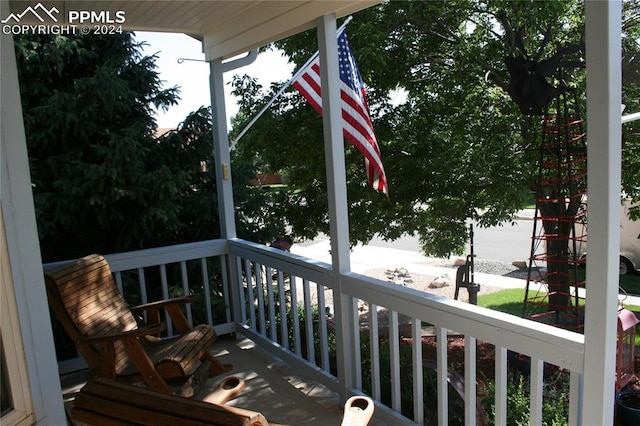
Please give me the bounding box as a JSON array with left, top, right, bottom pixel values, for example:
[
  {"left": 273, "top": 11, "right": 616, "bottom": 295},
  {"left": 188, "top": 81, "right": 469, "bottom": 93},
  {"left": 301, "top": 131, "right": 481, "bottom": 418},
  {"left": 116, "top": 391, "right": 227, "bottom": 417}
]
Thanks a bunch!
[
  {"left": 293, "top": 237, "right": 532, "bottom": 290},
  {"left": 291, "top": 237, "right": 640, "bottom": 307}
]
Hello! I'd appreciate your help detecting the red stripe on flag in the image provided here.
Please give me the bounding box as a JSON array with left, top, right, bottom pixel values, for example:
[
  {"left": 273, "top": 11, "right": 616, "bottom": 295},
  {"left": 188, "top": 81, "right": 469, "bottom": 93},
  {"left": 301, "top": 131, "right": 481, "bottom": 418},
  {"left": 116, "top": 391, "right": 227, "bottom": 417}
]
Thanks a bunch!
[{"left": 291, "top": 32, "right": 388, "bottom": 195}]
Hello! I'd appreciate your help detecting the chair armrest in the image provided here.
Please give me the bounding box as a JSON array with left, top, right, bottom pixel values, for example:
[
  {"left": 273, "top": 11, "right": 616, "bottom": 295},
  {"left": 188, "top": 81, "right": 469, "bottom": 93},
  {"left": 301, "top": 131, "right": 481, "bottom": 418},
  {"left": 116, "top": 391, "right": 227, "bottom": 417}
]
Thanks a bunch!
[
  {"left": 77, "top": 323, "right": 172, "bottom": 391},
  {"left": 130, "top": 295, "right": 199, "bottom": 313},
  {"left": 77, "top": 323, "right": 166, "bottom": 344},
  {"left": 131, "top": 295, "right": 199, "bottom": 335}
]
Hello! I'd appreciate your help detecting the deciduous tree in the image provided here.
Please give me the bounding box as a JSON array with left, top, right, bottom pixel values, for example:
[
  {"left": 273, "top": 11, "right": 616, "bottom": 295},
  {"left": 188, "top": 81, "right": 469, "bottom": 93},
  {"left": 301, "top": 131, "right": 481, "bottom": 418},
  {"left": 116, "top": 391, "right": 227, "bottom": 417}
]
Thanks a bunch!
[{"left": 231, "top": 0, "right": 639, "bottom": 314}]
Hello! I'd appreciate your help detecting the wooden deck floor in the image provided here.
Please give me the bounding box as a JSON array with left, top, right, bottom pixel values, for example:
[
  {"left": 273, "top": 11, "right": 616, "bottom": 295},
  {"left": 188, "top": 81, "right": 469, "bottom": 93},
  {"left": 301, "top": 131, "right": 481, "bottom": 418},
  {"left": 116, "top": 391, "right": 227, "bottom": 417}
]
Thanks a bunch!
[{"left": 60, "top": 334, "right": 349, "bottom": 425}]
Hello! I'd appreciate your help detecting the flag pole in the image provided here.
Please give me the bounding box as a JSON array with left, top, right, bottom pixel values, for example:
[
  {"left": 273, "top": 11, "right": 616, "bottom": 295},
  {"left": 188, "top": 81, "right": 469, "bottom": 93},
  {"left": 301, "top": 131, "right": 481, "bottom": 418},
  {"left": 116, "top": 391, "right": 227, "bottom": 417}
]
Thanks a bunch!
[{"left": 230, "top": 15, "right": 352, "bottom": 150}]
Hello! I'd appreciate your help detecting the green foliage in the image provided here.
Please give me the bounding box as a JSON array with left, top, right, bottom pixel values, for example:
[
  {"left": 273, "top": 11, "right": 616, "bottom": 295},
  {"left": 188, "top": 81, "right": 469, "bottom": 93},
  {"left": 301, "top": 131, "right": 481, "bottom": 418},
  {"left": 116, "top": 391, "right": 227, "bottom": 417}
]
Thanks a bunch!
[
  {"left": 15, "top": 33, "right": 282, "bottom": 262},
  {"left": 228, "top": 0, "right": 638, "bottom": 258},
  {"left": 289, "top": 302, "right": 336, "bottom": 366},
  {"left": 15, "top": 33, "right": 181, "bottom": 261},
  {"left": 481, "top": 376, "right": 570, "bottom": 426},
  {"left": 157, "top": 107, "right": 280, "bottom": 245},
  {"left": 360, "top": 333, "right": 569, "bottom": 425},
  {"left": 360, "top": 334, "right": 467, "bottom": 423},
  {"left": 227, "top": 0, "right": 639, "bottom": 321},
  {"left": 623, "top": 1, "right": 640, "bottom": 220},
  {"left": 249, "top": 294, "right": 337, "bottom": 370}
]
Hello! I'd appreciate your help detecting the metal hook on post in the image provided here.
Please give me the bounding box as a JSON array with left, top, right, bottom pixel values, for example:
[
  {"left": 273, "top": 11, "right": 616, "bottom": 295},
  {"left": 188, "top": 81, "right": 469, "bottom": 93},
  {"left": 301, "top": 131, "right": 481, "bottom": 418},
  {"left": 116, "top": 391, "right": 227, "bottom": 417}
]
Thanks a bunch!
[{"left": 177, "top": 58, "right": 207, "bottom": 64}]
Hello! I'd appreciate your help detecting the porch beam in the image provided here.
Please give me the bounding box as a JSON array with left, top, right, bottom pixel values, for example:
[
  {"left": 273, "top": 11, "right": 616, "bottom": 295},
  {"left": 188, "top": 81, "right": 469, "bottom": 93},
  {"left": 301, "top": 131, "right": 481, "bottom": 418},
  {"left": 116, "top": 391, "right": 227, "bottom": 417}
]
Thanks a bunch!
[
  {"left": 317, "top": 13, "right": 357, "bottom": 397},
  {"left": 583, "top": 1, "right": 622, "bottom": 424}
]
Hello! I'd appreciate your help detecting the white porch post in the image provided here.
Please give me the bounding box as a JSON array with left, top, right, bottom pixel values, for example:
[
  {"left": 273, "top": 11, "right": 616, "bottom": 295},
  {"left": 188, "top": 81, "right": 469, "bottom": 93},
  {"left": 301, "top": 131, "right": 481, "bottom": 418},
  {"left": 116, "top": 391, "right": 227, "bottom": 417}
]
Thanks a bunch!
[
  {"left": 1, "top": 27, "right": 66, "bottom": 424},
  {"left": 317, "top": 13, "right": 358, "bottom": 396},
  {"left": 208, "top": 57, "right": 246, "bottom": 328},
  {"left": 209, "top": 59, "right": 237, "bottom": 240},
  {"left": 583, "top": 1, "right": 622, "bottom": 424}
]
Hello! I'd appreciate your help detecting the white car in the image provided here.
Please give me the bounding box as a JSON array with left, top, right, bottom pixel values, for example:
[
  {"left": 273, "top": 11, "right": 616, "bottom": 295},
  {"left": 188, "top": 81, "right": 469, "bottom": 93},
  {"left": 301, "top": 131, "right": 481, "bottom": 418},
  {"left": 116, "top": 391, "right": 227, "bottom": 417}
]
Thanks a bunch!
[
  {"left": 570, "top": 201, "right": 639, "bottom": 275},
  {"left": 619, "top": 202, "right": 640, "bottom": 275}
]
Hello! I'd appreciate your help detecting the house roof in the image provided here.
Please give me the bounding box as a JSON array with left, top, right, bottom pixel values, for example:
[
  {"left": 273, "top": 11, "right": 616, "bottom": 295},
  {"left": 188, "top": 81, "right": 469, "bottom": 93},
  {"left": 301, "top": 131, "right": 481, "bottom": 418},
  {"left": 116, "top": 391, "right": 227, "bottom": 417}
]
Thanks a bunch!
[{"left": 7, "top": 1, "right": 379, "bottom": 59}]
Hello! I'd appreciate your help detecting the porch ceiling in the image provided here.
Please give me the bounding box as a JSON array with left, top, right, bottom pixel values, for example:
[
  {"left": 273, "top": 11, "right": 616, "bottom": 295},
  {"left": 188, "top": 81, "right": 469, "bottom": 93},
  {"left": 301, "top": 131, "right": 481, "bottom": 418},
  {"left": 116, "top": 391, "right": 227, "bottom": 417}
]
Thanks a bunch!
[{"left": 8, "top": 0, "right": 379, "bottom": 59}]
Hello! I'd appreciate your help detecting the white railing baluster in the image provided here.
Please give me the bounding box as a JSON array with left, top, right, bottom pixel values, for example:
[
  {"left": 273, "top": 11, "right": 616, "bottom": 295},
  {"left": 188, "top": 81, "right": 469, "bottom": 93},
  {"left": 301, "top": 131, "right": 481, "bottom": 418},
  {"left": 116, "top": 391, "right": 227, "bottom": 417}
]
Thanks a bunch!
[
  {"left": 266, "top": 267, "right": 277, "bottom": 342},
  {"left": 494, "top": 346, "right": 508, "bottom": 426},
  {"left": 390, "top": 310, "right": 401, "bottom": 412},
  {"left": 465, "top": 335, "right": 476, "bottom": 426},
  {"left": 159, "top": 264, "right": 173, "bottom": 336},
  {"left": 180, "top": 261, "right": 193, "bottom": 326},
  {"left": 255, "top": 262, "right": 266, "bottom": 335},
  {"left": 303, "top": 279, "right": 315, "bottom": 364},
  {"left": 436, "top": 326, "right": 448, "bottom": 426},
  {"left": 244, "top": 259, "right": 256, "bottom": 330},
  {"left": 412, "top": 318, "right": 424, "bottom": 424},
  {"left": 219, "top": 256, "right": 231, "bottom": 324},
  {"left": 530, "top": 357, "right": 544, "bottom": 426},
  {"left": 291, "top": 276, "right": 301, "bottom": 356},
  {"left": 352, "top": 297, "right": 362, "bottom": 390},
  {"left": 200, "top": 258, "right": 213, "bottom": 326},
  {"left": 317, "top": 283, "right": 329, "bottom": 371},
  {"left": 114, "top": 271, "right": 124, "bottom": 294},
  {"left": 138, "top": 267, "right": 148, "bottom": 305},
  {"left": 277, "top": 270, "right": 288, "bottom": 350},
  {"left": 569, "top": 371, "right": 582, "bottom": 426},
  {"left": 236, "top": 257, "right": 247, "bottom": 324},
  {"left": 369, "top": 302, "right": 381, "bottom": 401},
  {"left": 139, "top": 267, "right": 148, "bottom": 324}
]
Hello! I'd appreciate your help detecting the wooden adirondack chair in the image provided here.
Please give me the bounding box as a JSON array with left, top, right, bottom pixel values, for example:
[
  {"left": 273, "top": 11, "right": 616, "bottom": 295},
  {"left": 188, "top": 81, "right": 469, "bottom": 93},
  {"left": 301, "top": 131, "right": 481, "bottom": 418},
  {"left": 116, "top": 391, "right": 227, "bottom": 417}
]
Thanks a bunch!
[
  {"left": 45, "top": 254, "right": 231, "bottom": 396},
  {"left": 71, "top": 378, "right": 269, "bottom": 426}
]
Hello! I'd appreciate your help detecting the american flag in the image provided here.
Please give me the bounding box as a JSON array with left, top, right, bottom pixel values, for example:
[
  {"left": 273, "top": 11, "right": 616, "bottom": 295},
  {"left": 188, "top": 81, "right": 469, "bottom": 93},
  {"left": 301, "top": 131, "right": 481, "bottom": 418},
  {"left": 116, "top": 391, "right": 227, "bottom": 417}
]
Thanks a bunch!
[{"left": 292, "top": 31, "right": 388, "bottom": 195}]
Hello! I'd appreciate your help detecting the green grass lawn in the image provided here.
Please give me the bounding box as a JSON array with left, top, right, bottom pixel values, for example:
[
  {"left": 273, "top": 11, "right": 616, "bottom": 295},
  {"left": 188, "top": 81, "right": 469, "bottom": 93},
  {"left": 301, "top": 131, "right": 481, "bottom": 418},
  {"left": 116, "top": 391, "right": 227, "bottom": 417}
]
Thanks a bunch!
[
  {"left": 477, "top": 288, "right": 640, "bottom": 344},
  {"left": 477, "top": 288, "right": 530, "bottom": 316},
  {"left": 572, "top": 268, "right": 640, "bottom": 295},
  {"left": 478, "top": 287, "right": 640, "bottom": 315}
]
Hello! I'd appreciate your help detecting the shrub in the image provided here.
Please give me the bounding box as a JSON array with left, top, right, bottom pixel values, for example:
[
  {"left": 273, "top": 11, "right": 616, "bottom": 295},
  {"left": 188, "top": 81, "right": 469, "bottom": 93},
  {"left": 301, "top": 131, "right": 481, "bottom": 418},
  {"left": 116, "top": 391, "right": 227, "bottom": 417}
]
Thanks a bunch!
[{"left": 481, "top": 375, "right": 570, "bottom": 426}]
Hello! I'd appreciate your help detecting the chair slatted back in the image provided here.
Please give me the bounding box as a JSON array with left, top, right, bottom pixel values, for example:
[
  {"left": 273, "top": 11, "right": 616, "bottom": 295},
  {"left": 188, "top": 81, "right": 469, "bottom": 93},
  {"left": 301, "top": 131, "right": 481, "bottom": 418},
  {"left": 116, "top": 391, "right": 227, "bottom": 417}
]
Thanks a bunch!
[{"left": 45, "top": 254, "right": 138, "bottom": 373}]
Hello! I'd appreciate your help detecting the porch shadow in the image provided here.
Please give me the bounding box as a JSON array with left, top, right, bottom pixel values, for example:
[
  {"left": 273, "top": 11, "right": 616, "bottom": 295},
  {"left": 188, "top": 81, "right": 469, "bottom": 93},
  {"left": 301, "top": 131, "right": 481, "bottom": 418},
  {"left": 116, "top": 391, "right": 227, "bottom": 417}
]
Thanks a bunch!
[{"left": 60, "top": 334, "right": 388, "bottom": 425}]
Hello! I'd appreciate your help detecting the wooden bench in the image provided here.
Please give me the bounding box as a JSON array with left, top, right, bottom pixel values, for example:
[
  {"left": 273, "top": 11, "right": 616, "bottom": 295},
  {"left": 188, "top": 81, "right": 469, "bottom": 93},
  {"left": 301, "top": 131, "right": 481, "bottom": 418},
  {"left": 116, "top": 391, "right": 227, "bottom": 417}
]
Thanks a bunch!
[
  {"left": 71, "top": 378, "right": 269, "bottom": 426},
  {"left": 45, "top": 254, "right": 231, "bottom": 396}
]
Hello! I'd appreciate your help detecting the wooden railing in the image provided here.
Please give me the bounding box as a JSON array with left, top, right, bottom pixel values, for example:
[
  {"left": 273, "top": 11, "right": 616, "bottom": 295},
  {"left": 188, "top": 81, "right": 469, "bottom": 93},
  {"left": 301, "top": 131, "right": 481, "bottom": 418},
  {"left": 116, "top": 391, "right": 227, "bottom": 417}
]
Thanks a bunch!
[{"left": 48, "top": 238, "right": 585, "bottom": 425}]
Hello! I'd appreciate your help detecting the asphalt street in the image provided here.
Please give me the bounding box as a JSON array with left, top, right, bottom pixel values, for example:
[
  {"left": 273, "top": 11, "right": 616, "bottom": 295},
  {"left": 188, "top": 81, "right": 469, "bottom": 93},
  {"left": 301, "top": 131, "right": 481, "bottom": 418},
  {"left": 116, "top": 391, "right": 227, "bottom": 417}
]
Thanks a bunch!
[{"left": 367, "top": 218, "right": 534, "bottom": 264}]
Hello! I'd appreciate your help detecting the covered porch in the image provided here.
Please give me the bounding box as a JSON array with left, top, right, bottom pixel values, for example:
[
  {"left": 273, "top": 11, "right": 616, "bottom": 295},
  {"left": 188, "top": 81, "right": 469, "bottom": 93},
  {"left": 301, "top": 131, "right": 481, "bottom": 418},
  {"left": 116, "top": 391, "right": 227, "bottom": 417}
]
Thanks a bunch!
[
  {"left": 0, "top": 1, "right": 626, "bottom": 425},
  {"left": 60, "top": 328, "right": 349, "bottom": 425},
  {"left": 51, "top": 236, "right": 585, "bottom": 425}
]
